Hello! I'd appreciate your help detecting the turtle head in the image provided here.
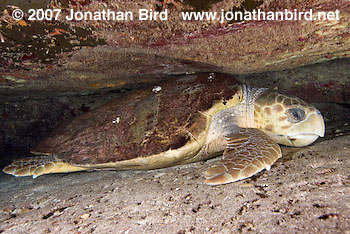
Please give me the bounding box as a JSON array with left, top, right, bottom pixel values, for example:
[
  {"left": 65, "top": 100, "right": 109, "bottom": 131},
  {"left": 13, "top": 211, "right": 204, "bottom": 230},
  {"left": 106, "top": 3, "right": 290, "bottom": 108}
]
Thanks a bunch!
[{"left": 254, "top": 91, "right": 325, "bottom": 147}]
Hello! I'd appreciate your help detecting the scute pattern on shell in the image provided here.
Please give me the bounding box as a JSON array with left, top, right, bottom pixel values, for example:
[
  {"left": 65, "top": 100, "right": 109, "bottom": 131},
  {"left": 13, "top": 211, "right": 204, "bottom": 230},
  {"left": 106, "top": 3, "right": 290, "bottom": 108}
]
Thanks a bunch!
[{"left": 33, "top": 73, "right": 240, "bottom": 165}]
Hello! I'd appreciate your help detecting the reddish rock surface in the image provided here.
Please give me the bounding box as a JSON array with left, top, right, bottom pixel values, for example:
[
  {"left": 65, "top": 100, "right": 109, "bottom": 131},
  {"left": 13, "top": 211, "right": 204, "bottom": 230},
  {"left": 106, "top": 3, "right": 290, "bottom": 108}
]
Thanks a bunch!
[{"left": 0, "top": 0, "right": 349, "bottom": 97}]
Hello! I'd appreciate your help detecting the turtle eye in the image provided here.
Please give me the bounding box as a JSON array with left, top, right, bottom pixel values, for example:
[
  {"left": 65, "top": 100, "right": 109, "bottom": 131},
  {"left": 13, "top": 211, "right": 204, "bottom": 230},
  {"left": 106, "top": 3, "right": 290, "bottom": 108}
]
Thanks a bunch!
[{"left": 286, "top": 108, "right": 305, "bottom": 123}]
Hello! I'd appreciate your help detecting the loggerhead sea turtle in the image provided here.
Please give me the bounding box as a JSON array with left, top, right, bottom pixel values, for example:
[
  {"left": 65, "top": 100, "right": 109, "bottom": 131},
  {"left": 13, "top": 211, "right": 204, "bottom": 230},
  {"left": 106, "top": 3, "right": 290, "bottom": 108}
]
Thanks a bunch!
[{"left": 3, "top": 72, "right": 325, "bottom": 185}]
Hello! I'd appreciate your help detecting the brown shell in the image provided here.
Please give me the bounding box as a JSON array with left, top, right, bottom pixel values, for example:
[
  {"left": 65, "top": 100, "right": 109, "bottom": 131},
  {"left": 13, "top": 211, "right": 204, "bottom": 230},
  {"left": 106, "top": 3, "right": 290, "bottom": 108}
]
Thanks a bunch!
[{"left": 33, "top": 72, "right": 240, "bottom": 165}]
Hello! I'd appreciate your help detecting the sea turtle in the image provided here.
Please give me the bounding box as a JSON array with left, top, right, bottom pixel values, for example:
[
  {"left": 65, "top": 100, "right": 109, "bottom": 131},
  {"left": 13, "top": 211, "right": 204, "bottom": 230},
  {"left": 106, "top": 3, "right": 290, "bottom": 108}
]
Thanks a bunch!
[{"left": 3, "top": 72, "right": 325, "bottom": 185}]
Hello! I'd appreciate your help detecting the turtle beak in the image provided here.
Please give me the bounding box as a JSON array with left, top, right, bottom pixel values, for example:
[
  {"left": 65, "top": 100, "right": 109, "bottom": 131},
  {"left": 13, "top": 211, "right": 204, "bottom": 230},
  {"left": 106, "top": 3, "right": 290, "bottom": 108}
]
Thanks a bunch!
[{"left": 286, "top": 110, "right": 325, "bottom": 147}]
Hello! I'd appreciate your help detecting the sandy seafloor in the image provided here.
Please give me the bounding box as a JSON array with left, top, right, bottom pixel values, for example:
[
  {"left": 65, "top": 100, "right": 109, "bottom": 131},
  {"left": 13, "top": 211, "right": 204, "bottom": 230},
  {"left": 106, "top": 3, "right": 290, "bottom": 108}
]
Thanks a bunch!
[{"left": 0, "top": 122, "right": 349, "bottom": 234}]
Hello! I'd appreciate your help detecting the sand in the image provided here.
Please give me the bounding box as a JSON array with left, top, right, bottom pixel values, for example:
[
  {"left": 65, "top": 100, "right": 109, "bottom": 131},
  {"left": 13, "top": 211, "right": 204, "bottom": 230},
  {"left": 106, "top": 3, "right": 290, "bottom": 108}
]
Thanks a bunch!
[{"left": 1, "top": 129, "right": 349, "bottom": 233}]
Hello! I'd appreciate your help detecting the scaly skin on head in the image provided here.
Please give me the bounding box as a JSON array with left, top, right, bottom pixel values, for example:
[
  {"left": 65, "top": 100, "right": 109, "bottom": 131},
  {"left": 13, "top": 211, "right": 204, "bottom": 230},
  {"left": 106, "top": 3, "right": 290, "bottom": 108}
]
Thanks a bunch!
[{"left": 253, "top": 91, "right": 325, "bottom": 147}]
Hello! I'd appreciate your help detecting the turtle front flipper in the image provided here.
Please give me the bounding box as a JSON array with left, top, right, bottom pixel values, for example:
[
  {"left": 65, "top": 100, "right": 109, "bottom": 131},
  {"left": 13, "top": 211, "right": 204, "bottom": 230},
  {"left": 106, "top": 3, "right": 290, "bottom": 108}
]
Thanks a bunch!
[
  {"left": 3, "top": 156, "right": 87, "bottom": 178},
  {"left": 204, "top": 128, "right": 282, "bottom": 185}
]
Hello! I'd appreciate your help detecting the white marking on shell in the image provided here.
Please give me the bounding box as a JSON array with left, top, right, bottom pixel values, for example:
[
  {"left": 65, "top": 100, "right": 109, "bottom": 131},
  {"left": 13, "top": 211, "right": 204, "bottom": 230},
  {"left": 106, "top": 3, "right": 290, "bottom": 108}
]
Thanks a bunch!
[
  {"left": 112, "top": 116, "right": 121, "bottom": 124},
  {"left": 208, "top": 72, "right": 215, "bottom": 81},
  {"left": 152, "top": 86, "right": 162, "bottom": 93}
]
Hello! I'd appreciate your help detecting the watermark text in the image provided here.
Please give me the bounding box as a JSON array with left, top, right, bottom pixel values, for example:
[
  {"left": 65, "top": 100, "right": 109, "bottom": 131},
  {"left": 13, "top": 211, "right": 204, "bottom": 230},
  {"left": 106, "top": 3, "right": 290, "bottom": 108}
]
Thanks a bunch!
[{"left": 12, "top": 8, "right": 340, "bottom": 23}]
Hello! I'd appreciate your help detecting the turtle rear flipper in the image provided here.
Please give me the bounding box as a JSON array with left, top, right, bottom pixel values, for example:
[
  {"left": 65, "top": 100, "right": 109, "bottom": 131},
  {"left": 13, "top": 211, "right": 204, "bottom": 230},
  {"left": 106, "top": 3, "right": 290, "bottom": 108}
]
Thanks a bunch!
[
  {"left": 204, "top": 128, "right": 282, "bottom": 185},
  {"left": 3, "top": 156, "right": 87, "bottom": 178}
]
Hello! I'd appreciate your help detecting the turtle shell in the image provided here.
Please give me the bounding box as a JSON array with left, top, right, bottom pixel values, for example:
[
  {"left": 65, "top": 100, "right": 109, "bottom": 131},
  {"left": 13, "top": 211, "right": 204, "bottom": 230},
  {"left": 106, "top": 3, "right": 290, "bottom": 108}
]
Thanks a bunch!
[{"left": 33, "top": 72, "right": 240, "bottom": 166}]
